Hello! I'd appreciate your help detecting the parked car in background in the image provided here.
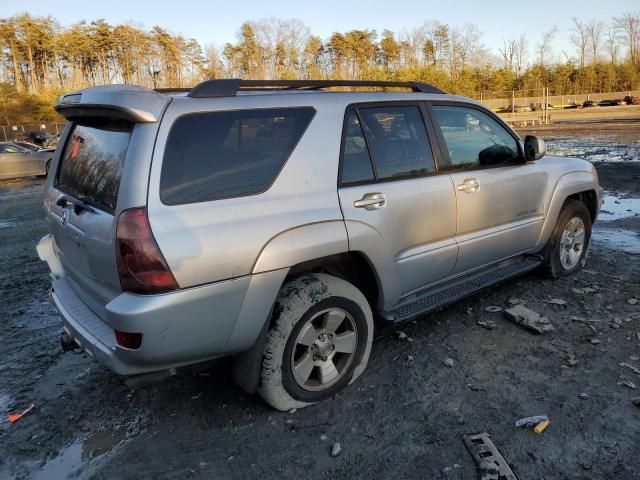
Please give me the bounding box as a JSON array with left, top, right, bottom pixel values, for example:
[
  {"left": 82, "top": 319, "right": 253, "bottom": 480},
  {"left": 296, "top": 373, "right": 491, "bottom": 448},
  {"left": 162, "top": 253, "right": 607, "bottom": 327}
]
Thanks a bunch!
[
  {"left": 0, "top": 142, "right": 53, "bottom": 180},
  {"left": 16, "top": 131, "right": 52, "bottom": 146},
  {"left": 623, "top": 95, "right": 640, "bottom": 105},
  {"left": 38, "top": 80, "right": 602, "bottom": 411},
  {"left": 582, "top": 100, "right": 597, "bottom": 108},
  {"left": 597, "top": 99, "right": 625, "bottom": 107},
  {"left": 11, "top": 141, "right": 41, "bottom": 152},
  {"left": 42, "top": 133, "right": 61, "bottom": 150}
]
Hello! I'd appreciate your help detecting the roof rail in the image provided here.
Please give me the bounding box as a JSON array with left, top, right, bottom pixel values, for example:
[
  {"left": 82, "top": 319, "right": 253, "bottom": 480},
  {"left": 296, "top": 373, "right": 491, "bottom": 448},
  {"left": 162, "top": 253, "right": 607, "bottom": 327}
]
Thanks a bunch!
[{"left": 182, "top": 79, "right": 444, "bottom": 98}]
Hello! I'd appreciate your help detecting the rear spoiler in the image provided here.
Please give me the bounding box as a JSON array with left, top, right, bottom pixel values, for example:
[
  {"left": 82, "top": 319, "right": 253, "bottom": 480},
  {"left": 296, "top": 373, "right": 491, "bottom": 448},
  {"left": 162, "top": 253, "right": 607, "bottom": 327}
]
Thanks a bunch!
[{"left": 55, "top": 85, "right": 170, "bottom": 123}]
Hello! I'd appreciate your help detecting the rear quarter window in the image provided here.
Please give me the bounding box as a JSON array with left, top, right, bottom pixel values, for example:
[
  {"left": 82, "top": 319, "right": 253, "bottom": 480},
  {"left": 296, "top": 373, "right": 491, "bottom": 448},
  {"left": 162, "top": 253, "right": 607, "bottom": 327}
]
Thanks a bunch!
[
  {"left": 160, "top": 107, "right": 315, "bottom": 205},
  {"left": 56, "top": 119, "right": 133, "bottom": 213}
]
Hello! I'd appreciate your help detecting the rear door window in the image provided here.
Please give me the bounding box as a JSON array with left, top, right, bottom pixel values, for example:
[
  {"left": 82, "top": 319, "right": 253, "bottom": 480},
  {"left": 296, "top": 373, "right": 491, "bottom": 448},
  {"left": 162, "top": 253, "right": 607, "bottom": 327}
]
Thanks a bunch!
[
  {"left": 357, "top": 105, "right": 436, "bottom": 180},
  {"left": 340, "top": 112, "right": 375, "bottom": 184},
  {"left": 56, "top": 118, "right": 133, "bottom": 213},
  {"left": 160, "top": 107, "right": 315, "bottom": 205}
]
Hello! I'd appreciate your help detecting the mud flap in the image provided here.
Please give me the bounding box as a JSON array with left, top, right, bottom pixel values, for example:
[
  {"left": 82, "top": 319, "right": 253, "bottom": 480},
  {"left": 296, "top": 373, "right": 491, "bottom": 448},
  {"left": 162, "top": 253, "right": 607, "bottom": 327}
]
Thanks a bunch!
[{"left": 232, "top": 305, "right": 273, "bottom": 394}]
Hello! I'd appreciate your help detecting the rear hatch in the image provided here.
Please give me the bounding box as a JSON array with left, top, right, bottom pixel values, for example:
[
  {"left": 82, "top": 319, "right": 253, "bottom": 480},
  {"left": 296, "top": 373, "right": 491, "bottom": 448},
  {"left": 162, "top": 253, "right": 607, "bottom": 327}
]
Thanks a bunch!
[
  {"left": 44, "top": 86, "right": 170, "bottom": 319},
  {"left": 47, "top": 118, "right": 133, "bottom": 317}
]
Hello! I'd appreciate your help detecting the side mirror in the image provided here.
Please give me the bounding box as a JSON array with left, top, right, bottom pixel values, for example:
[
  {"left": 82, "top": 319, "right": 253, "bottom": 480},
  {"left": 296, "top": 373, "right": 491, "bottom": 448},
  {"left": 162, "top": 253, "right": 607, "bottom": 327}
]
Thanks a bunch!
[{"left": 524, "top": 135, "right": 546, "bottom": 162}]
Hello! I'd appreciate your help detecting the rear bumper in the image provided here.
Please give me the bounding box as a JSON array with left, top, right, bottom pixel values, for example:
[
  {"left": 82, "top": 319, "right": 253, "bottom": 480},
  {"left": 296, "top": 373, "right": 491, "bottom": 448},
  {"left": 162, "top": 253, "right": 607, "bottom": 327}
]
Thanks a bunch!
[{"left": 50, "top": 274, "right": 252, "bottom": 376}]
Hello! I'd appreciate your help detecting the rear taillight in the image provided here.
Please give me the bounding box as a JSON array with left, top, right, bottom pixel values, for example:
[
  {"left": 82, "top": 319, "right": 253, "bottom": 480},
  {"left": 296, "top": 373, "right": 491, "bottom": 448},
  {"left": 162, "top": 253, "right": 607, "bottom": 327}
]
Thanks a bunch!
[{"left": 116, "top": 207, "right": 178, "bottom": 294}]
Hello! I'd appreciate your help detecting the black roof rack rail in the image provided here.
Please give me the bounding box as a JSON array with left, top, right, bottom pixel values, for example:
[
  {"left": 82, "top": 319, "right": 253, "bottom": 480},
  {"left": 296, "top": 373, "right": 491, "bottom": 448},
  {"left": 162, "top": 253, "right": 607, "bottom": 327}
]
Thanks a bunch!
[{"left": 183, "top": 79, "right": 445, "bottom": 98}]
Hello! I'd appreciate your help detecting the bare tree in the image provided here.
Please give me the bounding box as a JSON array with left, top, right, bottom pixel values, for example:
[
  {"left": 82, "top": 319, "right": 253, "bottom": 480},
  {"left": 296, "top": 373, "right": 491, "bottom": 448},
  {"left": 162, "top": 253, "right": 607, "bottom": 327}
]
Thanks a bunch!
[
  {"left": 499, "top": 38, "right": 516, "bottom": 71},
  {"left": 605, "top": 28, "right": 618, "bottom": 64},
  {"left": 536, "top": 27, "right": 558, "bottom": 67},
  {"left": 514, "top": 35, "right": 528, "bottom": 78},
  {"left": 570, "top": 18, "right": 588, "bottom": 68},
  {"left": 614, "top": 11, "right": 640, "bottom": 64},
  {"left": 586, "top": 19, "right": 604, "bottom": 64}
]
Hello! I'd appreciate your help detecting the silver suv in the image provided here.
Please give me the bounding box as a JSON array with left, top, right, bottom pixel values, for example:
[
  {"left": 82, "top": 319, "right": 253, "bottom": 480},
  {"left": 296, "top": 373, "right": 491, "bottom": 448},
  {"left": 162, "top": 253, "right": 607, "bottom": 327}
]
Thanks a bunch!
[{"left": 37, "top": 80, "right": 602, "bottom": 410}]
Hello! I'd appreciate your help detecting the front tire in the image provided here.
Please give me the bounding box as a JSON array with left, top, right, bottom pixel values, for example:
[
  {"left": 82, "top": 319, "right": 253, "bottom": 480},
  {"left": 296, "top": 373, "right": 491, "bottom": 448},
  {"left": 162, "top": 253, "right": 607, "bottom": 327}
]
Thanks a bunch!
[
  {"left": 542, "top": 199, "right": 592, "bottom": 278},
  {"left": 258, "top": 273, "right": 373, "bottom": 411}
]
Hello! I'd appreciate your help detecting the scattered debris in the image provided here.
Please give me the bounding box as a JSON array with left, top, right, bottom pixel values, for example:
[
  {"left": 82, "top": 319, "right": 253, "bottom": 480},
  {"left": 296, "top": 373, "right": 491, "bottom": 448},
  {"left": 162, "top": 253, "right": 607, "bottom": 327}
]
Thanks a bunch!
[
  {"left": 442, "top": 464, "right": 463, "bottom": 480},
  {"left": 618, "top": 380, "right": 637, "bottom": 389},
  {"left": 443, "top": 358, "right": 454, "bottom": 368},
  {"left": 406, "top": 355, "right": 414, "bottom": 363},
  {"left": 320, "top": 434, "right": 327, "bottom": 441},
  {"left": 571, "top": 315, "right": 601, "bottom": 324},
  {"left": 547, "top": 298, "right": 567, "bottom": 305},
  {"left": 7, "top": 404, "right": 34, "bottom": 424},
  {"left": 477, "top": 320, "right": 496, "bottom": 330},
  {"left": 507, "top": 298, "right": 522, "bottom": 305},
  {"left": 579, "top": 392, "right": 590, "bottom": 400},
  {"left": 632, "top": 398, "right": 640, "bottom": 408},
  {"left": 619, "top": 362, "right": 640, "bottom": 376},
  {"left": 590, "top": 338, "right": 601, "bottom": 345},
  {"left": 631, "top": 355, "right": 640, "bottom": 361},
  {"left": 533, "top": 420, "right": 550, "bottom": 434},
  {"left": 396, "top": 331, "right": 408, "bottom": 340},
  {"left": 504, "top": 305, "right": 555, "bottom": 334},
  {"left": 288, "top": 408, "right": 297, "bottom": 414},
  {"left": 567, "top": 353, "right": 580, "bottom": 366},
  {"left": 484, "top": 305, "right": 503, "bottom": 313},
  {"left": 330, "top": 442, "right": 342, "bottom": 457},
  {"left": 463, "top": 432, "right": 517, "bottom": 480},
  {"left": 627, "top": 298, "right": 638, "bottom": 305},
  {"left": 515, "top": 415, "right": 549, "bottom": 428}
]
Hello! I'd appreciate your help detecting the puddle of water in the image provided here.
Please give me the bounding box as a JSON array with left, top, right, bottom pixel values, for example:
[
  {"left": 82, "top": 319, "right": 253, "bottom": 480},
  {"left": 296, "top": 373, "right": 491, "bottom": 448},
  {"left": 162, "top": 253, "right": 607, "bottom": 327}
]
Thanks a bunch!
[
  {"left": 598, "top": 194, "right": 640, "bottom": 221},
  {"left": 592, "top": 227, "right": 640, "bottom": 254},
  {"left": 29, "top": 428, "right": 126, "bottom": 480},
  {"left": 546, "top": 136, "right": 640, "bottom": 163}
]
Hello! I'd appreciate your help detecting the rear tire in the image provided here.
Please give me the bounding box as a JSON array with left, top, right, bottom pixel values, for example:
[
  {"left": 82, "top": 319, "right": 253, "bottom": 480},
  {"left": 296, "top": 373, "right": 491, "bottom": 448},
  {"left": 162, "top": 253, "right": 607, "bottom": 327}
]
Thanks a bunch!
[
  {"left": 541, "top": 199, "right": 592, "bottom": 279},
  {"left": 258, "top": 273, "right": 373, "bottom": 411}
]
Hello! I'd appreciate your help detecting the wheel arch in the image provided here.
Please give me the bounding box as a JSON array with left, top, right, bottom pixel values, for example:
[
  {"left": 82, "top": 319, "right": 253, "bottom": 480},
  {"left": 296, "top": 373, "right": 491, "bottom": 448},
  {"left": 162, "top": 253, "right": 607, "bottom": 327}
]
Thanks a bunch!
[{"left": 534, "top": 171, "right": 600, "bottom": 250}]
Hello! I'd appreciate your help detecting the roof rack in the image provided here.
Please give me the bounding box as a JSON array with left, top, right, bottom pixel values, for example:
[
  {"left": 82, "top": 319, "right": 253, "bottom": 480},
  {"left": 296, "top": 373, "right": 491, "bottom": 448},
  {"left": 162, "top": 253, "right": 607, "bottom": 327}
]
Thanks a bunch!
[{"left": 174, "top": 79, "right": 444, "bottom": 98}]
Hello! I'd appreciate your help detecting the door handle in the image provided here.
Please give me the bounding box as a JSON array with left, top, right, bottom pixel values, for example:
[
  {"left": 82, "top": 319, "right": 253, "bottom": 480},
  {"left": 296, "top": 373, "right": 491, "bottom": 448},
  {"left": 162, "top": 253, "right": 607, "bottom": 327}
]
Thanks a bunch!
[
  {"left": 456, "top": 178, "right": 480, "bottom": 192},
  {"left": 354, "top": 193, "right": 386, "bottom": 210}
]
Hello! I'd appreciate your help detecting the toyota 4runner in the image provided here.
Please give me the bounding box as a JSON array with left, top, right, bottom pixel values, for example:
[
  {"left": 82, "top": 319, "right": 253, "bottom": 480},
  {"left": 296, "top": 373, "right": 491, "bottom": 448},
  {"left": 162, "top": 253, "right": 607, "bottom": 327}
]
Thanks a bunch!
[{"left": 37, "top": 79, "right": 602, "bottom": 410}]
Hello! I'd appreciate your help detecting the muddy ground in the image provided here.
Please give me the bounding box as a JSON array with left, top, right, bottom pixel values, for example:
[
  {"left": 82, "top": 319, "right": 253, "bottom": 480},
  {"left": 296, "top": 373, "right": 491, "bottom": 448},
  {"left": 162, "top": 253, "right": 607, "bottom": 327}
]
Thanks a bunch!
[{"left": 1, "top": 128, "right": 639, "bottom": 480}]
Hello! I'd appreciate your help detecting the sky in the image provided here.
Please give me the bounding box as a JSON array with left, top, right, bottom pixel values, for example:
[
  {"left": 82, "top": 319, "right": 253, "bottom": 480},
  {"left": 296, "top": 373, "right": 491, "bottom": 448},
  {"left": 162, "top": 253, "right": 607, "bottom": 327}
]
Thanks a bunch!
[{"left": 2, "top": 0, "right": 638, "bottom": 61}]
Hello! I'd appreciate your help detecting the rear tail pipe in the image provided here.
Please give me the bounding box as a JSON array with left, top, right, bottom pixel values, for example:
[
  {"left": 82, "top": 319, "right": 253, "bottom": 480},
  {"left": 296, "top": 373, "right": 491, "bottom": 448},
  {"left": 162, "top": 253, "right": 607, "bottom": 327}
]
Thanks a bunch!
[{"left": 60, "top": 331, "right": 77, "bottom": 352}]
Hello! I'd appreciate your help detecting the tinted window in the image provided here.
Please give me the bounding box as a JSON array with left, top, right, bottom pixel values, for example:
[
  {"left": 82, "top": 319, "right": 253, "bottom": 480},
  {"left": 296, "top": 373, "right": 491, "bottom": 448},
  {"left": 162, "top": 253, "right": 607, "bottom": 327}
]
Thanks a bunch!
[
  {"left": 432, "top": 106, "right": 519, "bottom": 168},
  {"left": 358, "top": 105, "right": 435, "bottom": 179},
  {"left": 341, "top": 112, "right": 374, "bottom": 184},
  {"left": 56, "top": 119, "right": 132, "bottom": 213},
  {"left": 160, "top": 107, "right": 315, "bottom": 205}
]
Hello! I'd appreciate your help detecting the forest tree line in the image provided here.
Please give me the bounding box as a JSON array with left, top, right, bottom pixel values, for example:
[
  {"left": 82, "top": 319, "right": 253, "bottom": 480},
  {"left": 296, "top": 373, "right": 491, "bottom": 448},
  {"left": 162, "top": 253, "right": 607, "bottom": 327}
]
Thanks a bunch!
[{"left": 0, "top": 12, "right": 639, "bottom": 124}]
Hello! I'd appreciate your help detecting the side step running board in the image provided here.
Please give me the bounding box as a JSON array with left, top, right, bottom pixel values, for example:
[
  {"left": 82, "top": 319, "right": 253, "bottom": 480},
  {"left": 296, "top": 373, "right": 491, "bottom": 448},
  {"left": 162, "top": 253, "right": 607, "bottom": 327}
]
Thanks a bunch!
[{"left": 383, "top": 256, "right": 541, "bottom": 322}]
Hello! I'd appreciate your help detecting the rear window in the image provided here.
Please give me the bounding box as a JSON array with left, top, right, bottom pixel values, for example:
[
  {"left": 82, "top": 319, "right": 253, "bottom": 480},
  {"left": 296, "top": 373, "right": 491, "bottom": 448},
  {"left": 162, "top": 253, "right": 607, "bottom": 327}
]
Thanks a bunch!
[
  {"left": 160, "top": 107, "right": 315, "bottom": 205},
  {"left": 56, "top": 119, "right": 133, "bottom": 213}
]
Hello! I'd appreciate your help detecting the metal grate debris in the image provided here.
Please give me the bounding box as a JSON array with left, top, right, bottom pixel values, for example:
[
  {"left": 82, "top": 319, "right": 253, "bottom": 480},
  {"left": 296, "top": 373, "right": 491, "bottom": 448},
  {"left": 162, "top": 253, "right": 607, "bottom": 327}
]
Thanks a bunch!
[{"left": 463, "top": 432, "right": 517, "bottom": 480}]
